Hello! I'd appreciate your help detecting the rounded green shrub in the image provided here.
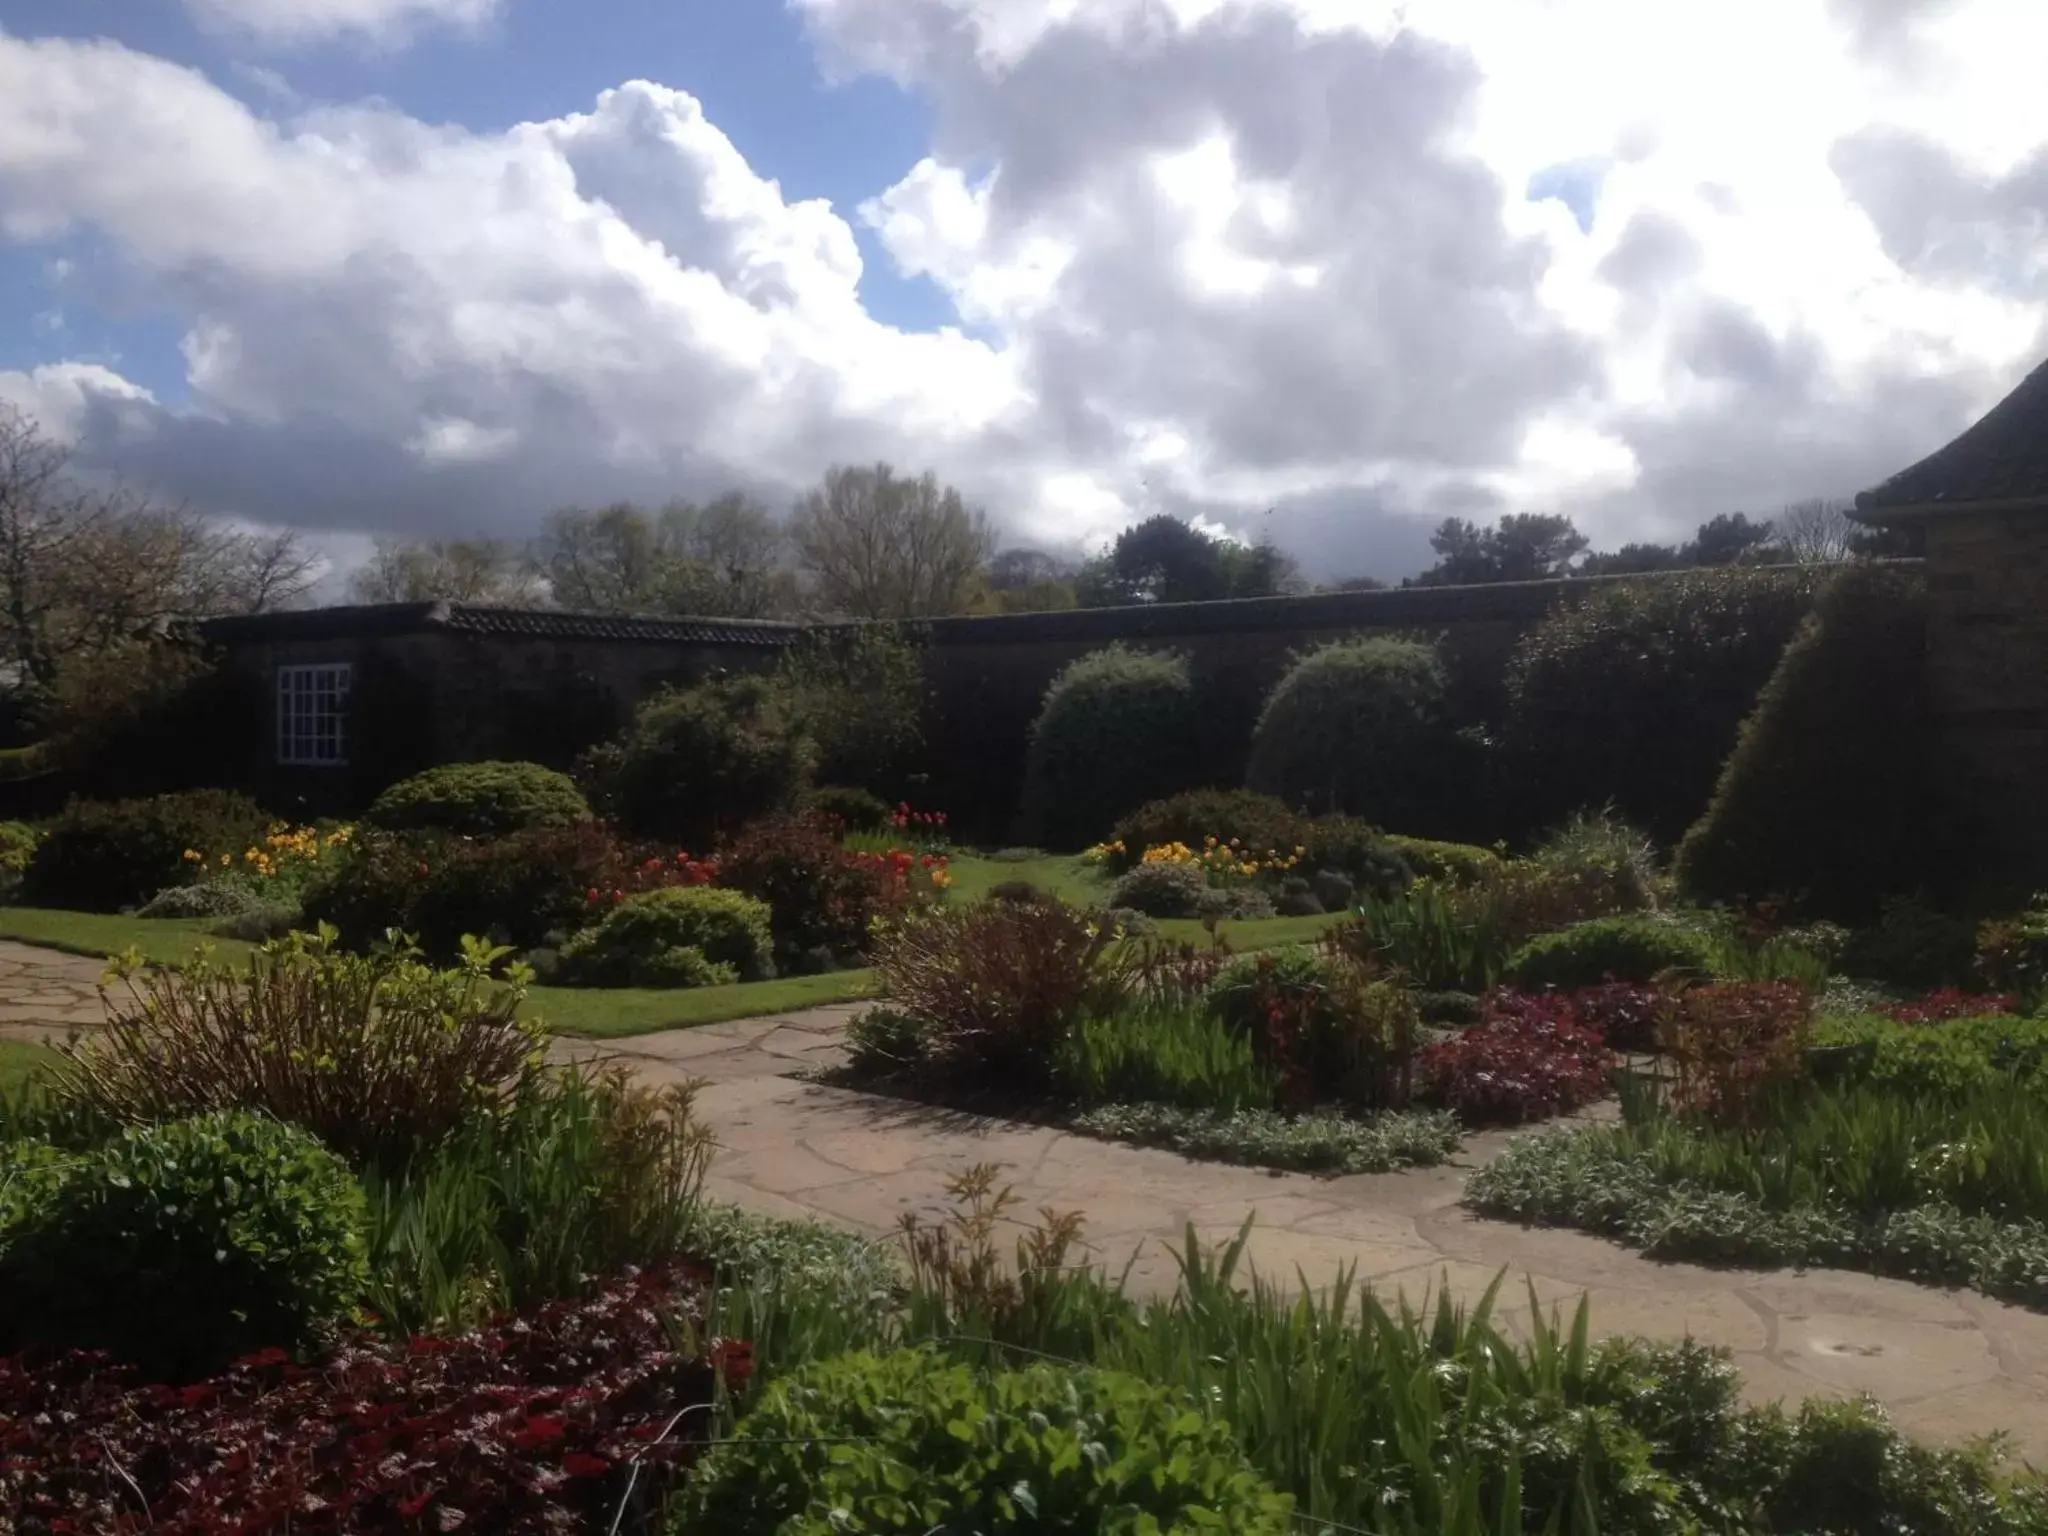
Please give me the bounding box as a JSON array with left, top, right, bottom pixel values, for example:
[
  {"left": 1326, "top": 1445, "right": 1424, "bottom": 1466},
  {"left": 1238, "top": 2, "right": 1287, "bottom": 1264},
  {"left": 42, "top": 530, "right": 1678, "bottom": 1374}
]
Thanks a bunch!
[
  {"left": 0, "top": 1111, "right": 369, "bottom": 1380},
  {"left": 363, "top": 760, "right": 591, "bottom": 837},
  {"left": 23, "top": 789, "right": 272, "bottom": 913},
  {"left": 1303, "top": 815, "right": 1409, "bottom": 895},
  {"left": 1106, "top": 789, "right": 1308, "bottom": 873},
  {"left": 136, "top": 879, "right": 266, "bottom": 920},
  {"left": 1500, "top": 567, "right": 1821, "bottom": 844},
  {"left": 556, "top": 886, "right": 773, "bottom": 987},
  {"left": 1108, "top": 859, "right": 1211, "bottom": 918},
  {"left": 1504, "top": 915, "right": 1717, "bottom": 991},
  {"left": 805, "top": 784, "right": 892, "bottom": 832},
  {"left": 0, "top": 819, "right": 39, "bottom": 903},
  {"left": 1383, "top": 834, "right": 1502, "bottom": 887},
  {"left": 1020, "top": 645, "right": 1203, "bottom": 850},
  {"left": 581, "top": 674, "right": 815, "bottom": 849},
  {"left": 1245, "top": 638, "right": 1467, "bottom": 833},
  {"left": 680, "top": 1347, "right": 1293, "bottom": 1534},
  {"left": 1675, "top": 567, "right": 1937, "bottom": 920}
]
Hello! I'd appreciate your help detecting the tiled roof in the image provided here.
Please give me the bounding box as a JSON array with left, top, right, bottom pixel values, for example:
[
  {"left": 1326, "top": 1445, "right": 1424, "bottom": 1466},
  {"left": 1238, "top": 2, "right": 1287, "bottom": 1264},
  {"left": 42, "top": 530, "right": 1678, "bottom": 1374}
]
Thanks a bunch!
[
  {"left": 439, "top": 605, "right": 799, "bottom": 645},
  {"left": 199, "top": 601, "right": 801, "bottom": 646},
  {"left": 1857, "top": 355, "right": 2048, "bottom": 517}
]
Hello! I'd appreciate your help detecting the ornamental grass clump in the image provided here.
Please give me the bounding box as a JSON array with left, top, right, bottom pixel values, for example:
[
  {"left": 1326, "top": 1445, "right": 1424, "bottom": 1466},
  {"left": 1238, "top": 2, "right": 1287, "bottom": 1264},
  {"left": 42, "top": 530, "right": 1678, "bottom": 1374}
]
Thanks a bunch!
[{"left": 47, "top": 928, "right": 543, "bottom": 1171}]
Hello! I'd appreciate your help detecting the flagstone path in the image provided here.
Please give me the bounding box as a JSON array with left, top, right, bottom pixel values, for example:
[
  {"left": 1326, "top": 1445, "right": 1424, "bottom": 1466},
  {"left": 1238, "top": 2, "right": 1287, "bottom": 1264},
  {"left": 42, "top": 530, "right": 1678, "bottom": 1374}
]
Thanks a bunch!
[{"left": 6, "top": 938, "right": 2048, "bottom": 1458}]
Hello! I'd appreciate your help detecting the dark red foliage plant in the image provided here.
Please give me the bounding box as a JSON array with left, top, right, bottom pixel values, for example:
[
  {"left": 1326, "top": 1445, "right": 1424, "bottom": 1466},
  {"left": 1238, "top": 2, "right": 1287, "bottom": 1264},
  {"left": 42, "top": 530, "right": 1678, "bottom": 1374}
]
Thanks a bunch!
[
  {"left": 1879, "top": 988, "right": 2020, "bottom": 1025},
  {"left": 1416, "top": 999, "right": 1613, "bottom": 1127},
  {"left": 0, "top": 1265, "right": 724, "bottom": 1535},
  {"left": 1655, "top": 980, "right": 1813, "bottom": 1128},
  {"left": 716, "top": 813, "right": 933, "bottom": 964}
]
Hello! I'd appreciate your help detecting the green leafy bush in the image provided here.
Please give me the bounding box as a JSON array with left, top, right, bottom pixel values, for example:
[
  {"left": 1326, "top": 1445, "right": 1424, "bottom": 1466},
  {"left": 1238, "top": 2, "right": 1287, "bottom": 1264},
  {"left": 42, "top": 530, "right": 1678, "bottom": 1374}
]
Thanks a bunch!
[
  {"left": 303, "top": 822, "right": 677, "bottom": 959},
  {"left": 50, "top": 930, "right": 542, "bottom": 1171},
  {"left": 1501, "top": 567, "right": 1821, "bottom": 843},
  {"left": 556, "top": 886, "right": 772, "bottom": 987},
  {"left": 135, "top": 879, "right": 266, "bottom": 920},
  {"left": 716, "top": 814, "right": 927, "bottom": 967},
  {"left": 805, "top": 784, "right": 892, "bottom": 831},
  {"left": 1108, "top": 859, "right": 1211, "bottom": 917},
  {"left": 680, "top": 1347, "right": 1294, "bottom": 1535},
  {"left": 1021, "top": 645, "right": 1203, "bottom": 850},
  {"left": 363, "top": 759, "right": 591, "bottom": 837},
  {"left": 581, "top": 674, "right": 814, "bottom": 848},
  {"left": 1675, "top": 566, "right": 1935, "bottom": 919},
  {"left": 1529, "top": 809, "right": 1661, "bottom": 914},
  {"left": 0, "top": 819, "right": 39, "bottom": 903},
  {"left": 1808, "top": 1011, "right": 2048, "bottom": 1098},
  {"left": 778, "top": 622, "right": 926, "bottom": 795},
  {"left": 842, "top": 1006, "right": 935, "bottom": 1078},
  {"left": 1301, "top": 815, "right": 1408, "bottom": 895},
  {"left": 1505, "top": 916, "right": 1718, "bottom": 991},
  {"left": 1383, "top": 835, "right": 1502, "bottom": 886},
  {"left": 1246, "top": 637, "right": 1470, "bottom": 833},
  {"left": 1975, "top": 898, "right": 2048, "bottom": 998},
  {"left": 0, "top": 1111, "right": 368, "bottom": 1380},
  {"left": 23, "top": 789, "right": 271, "bottom": 913},
  {"left": 1207, "top": 948, "right": 1418, "bottom": 1109},
  {"left": 1105, "top": 789, "right": 1309, "bottom": 873},
  {"left": 1838, "top": 895, "right": 1976, "bottom": 990}
]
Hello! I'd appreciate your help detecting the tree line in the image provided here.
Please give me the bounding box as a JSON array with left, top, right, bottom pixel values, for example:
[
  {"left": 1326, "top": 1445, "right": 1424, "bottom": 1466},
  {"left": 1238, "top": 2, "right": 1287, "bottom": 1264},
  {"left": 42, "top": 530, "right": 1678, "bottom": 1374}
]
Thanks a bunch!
[{"left": 0, "top": 398, "right": 1920, "bottom": 719}]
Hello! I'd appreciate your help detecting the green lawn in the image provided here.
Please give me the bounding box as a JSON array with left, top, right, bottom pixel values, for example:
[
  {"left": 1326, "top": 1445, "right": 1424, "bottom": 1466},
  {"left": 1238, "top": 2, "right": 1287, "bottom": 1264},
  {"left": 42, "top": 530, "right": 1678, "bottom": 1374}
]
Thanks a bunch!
[
  {"left": 533, "top": 969, "right": 877, "bottom": 1038},
  {"left": 0, "top": 877, "right": 1338, "bottom": 1044},
  {"left": 0, "top": 1039, "right": 60, "bottom": 1093}
]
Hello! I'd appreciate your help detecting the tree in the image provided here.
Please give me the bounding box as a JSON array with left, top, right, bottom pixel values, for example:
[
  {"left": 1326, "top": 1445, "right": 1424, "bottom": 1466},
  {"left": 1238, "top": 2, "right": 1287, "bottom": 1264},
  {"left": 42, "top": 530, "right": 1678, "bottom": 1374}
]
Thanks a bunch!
[
  {"left": 986, "top": 548, "right": 1070, "bottom": 591},
  {"left": 535, "top": 496, "right": 793, "bottom": 618},
  {"left": 1412, "top": 513, "right": 1589, "bottom": 586},
  {"left": 1773, "top": 499, "right": 1858, "bottom": 564},
  {"left": 0, "top": 405, "right": 316, "bottom": 698},
  {"left": 1077, "top": 515, "right": 1299, "bottom": 607},
  {"left": 348, "top": 537, "right": 542, "bottom": 605},
  {"left": 790, "top": 463, "right": 994, "bottom": 619},
  {"left": 1579, "top": 542, "right": 1682, "bottom": 576},
  {"left": 1685, "top": 512, "right": 1778, "bottom": 567}
]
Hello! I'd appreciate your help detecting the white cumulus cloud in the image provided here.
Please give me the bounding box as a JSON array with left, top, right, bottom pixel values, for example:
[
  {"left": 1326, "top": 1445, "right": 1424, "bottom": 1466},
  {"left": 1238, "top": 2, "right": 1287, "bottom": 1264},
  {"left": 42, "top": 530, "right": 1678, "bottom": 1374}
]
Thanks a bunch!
[
  {"left": 1, "top": 1, "right": 2046, "bottom": 580},
  {"left": 183, "top": 0, "right": 500, "bottom": 48}
]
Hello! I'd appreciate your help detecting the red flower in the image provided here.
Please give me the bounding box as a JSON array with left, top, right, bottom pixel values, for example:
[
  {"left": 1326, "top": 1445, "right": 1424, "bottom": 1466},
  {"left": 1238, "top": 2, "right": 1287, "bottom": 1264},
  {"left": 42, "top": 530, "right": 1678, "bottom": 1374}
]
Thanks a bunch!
[
  {"left": 586, "top": 887, "right": 601, "bottom": 902},
  {"left": 562, "top": 1452, "right": 610, "bottom": 1478},
  {"left": 511, "top": 1415, "right": 567, "bottom": 1449}
]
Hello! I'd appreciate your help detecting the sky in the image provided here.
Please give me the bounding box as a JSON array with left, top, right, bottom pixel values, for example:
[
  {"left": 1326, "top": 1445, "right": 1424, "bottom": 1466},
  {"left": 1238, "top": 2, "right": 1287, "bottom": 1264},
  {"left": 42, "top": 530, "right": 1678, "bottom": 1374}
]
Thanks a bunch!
[{"left": 1, "top": 0, "right": 2045, "bottom": 587}]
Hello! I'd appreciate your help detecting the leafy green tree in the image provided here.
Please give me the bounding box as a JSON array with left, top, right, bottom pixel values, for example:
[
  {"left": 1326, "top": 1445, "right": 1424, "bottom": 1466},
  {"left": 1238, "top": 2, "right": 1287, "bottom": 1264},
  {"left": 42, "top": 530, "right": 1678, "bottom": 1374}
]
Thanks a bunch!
[
  {"left": 1078, "top": 515, "right": 1299, "bottom": 606},
  {"left": 1411, "top": 513, "right": 1588, "bottom": 586}
]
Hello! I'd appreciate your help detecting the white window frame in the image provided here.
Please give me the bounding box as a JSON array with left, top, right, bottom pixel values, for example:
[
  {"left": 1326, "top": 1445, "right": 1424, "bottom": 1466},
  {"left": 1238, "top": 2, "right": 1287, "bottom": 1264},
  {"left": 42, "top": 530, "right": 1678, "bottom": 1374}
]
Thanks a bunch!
[{"left": 276, "top": 663, "right": 353, "bottom": 767}]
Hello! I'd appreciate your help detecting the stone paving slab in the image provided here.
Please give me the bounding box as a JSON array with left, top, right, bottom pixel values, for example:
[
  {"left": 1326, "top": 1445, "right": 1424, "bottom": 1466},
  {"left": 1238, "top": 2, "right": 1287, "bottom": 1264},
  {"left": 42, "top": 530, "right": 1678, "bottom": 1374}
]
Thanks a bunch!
[{"left": 5, "top": 936, "right": 2047, "bottom": 1458}]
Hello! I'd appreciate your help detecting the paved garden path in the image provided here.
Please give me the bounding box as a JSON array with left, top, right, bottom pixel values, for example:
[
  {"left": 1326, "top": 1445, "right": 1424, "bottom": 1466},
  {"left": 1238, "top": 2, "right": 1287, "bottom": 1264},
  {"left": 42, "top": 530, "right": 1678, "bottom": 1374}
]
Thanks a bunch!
[{"left": 5, "top": 940, "right": 2048, "bottom": 1458}]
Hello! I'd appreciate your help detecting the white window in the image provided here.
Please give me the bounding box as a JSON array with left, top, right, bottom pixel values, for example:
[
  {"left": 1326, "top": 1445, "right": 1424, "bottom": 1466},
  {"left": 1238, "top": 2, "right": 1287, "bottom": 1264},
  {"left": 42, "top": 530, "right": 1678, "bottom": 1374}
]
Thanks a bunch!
[{"left": 276, "top": 664, "right": 352, "bottom": 766}]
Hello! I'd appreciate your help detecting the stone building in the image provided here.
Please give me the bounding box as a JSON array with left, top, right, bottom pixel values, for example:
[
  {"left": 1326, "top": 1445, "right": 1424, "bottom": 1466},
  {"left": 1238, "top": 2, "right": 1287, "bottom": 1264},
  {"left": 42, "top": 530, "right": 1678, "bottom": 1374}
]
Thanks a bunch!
[{"left": 1854, "top": 355, "right": 2048, "bottom": 888}]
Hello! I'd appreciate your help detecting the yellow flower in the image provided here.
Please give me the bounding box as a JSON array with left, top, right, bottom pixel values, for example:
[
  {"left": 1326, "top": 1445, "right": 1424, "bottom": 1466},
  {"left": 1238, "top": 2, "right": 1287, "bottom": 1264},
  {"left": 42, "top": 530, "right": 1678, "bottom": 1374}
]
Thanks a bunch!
[{"left": 182, "top": 849, "right": 202, "bottom": 863}]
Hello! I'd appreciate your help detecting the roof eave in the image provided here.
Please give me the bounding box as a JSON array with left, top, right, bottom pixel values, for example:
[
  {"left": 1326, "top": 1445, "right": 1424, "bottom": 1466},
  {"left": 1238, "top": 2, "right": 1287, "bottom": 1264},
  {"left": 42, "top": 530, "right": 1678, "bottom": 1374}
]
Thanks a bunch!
[{"left": 1851, "top": 492, "right": 2048, "bottom": 525}]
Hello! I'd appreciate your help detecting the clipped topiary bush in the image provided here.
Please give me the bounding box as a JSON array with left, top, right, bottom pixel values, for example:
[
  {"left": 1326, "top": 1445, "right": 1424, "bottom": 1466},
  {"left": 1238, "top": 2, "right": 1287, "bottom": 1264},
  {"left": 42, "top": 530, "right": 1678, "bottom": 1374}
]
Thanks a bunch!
[
  {"left": 0, "top": 820, "right": 39, "bottom": 903},
  {"left": 0, "top": 1111, "right": 369, "bottom": 1381},
  {"left": 680, "top": 1347, "right": 1294, "bottom": 1535},
  {"left": 1383, "top": 835, "right": 1502, "bottom": 887},
  {"left": 363, "top": 760, "right": 591, "bottom": 837},
  {"left": 1246, "top": 638, "right": 1470, "bottom": 834},
  {"left": 23, "top": 789, "right": 272, "bottom": 913},
  {"left": 556, "top": 886, "right": 774, "bottom": 987},
  {"left": 1105, "top": 789, "right": 1309, "bottom": 873},
  {"left": 1675, "top": 566, "right": 1935, "bottom": 920},
  {"left": 1020, "top": 645, "right": 1203, "bottom": 851},
  {"left": 1504, "top": 915, "right": 1718, "bottom": 991},
  {"left": 581, "top": 674, "right": 815, "bottom": 849},
  {"left": 1109, "top": 860, "right": 1212, "bottom": 918},
  {"left": 1500, "top": 567, "right": 1821, "bottom": 844}
]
